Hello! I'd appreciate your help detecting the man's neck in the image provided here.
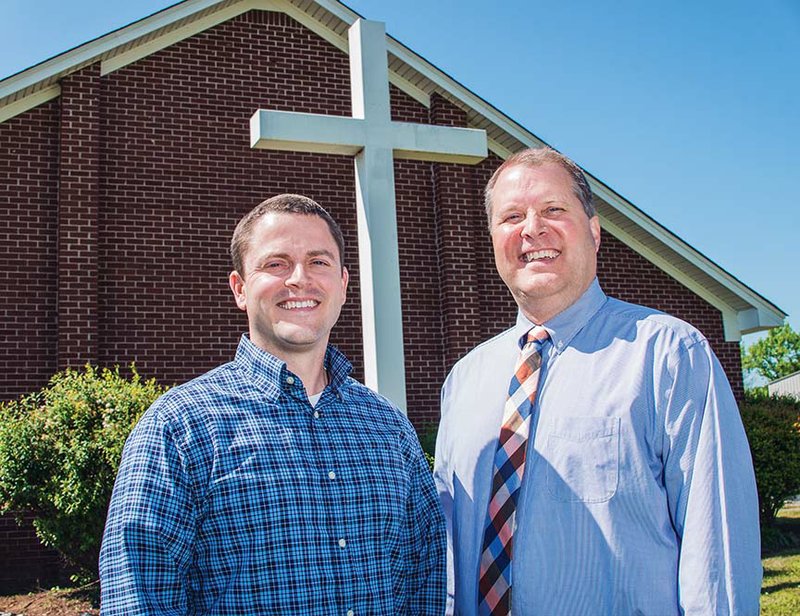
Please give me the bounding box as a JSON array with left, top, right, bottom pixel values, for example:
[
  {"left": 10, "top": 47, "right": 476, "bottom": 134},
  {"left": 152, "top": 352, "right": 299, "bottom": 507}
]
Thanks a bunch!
[
  {"left": 517, "top": 280, "right": 596, "bottom": 326},
  {"left": 288, "top": 353, "right": 328, "bottom": 396},
  {"left": 260, "top": 340, "right": 329, "bottom": 396}
]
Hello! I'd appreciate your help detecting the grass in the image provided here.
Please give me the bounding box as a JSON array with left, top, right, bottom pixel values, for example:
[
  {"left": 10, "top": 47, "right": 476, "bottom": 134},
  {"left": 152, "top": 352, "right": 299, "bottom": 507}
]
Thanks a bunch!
[{"left": 762, "top": 502, "right": 800, "bottom": 615}]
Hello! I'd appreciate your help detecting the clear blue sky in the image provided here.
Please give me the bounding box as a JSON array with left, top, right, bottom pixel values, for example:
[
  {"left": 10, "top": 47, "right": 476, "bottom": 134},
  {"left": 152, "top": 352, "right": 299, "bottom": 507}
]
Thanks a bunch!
[{"left": 2, "top": 0, "right": 798, "bottom": 348}]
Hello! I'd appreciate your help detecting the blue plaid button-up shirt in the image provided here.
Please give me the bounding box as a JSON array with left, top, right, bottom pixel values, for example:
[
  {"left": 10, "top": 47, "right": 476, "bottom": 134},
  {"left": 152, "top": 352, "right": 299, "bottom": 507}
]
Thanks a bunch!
[{"left": 100, "top": 335, "right": 446, "bottom": 615}]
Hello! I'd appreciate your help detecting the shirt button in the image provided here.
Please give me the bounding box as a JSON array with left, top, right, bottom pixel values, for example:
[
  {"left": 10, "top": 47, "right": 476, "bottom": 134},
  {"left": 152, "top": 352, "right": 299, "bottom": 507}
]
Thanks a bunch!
[
  {"left": 338, "top": 538, "right": 346, "bottom": 548},
  {"left": 286, "top": 376, "right": 295, "bottom": 385},
  {"left": 313, "top": 410, "right": 320, "bottom": 419},
  {"left": 347, "top": 611, "right": 354, "bottom": 616},
  {"left": 328, "top": 471, "right": 336, "bottom": 480}
]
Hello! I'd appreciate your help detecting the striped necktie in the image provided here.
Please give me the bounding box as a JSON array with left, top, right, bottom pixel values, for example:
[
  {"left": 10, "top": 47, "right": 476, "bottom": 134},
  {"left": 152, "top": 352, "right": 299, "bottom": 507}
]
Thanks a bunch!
[{"left": 478, "top": 325, "right": 549, "bottom": 615}]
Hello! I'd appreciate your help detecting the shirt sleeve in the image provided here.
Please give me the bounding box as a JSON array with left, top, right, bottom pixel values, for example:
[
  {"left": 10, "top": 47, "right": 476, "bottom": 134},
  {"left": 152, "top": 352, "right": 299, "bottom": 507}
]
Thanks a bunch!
[
  {"left": 405, "top": 433, "right": 448, "bottom": 616},
  {"left": 99, "top": 404, "right": 196, "bottom": 615},
  {"left": 660, "top": 338, "right": 762, "bottom": 615},
  {"left": 434, "top": 376, "right": 456, "bottom": 616}
]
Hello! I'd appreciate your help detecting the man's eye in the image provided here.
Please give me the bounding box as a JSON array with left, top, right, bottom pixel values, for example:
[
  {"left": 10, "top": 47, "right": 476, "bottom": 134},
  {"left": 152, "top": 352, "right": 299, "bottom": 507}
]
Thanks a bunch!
[
  {"left": 311, "top": 259, "right": 330, "bottom": 267},
  {"left": 504, "top": 213, "right": 522, "bottom": 222}
]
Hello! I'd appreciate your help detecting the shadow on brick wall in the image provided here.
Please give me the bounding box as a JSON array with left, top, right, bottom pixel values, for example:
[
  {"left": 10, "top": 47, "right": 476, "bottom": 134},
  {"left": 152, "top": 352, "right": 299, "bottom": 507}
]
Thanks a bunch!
[{"left": 0, "top": 512, "right": 74, "bottom": 594}]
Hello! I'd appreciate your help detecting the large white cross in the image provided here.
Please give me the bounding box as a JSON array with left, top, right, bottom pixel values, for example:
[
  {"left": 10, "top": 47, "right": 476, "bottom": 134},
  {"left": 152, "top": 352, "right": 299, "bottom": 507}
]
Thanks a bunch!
[{"left": 250, "top": 19, "right": 487, "bottom": 412}]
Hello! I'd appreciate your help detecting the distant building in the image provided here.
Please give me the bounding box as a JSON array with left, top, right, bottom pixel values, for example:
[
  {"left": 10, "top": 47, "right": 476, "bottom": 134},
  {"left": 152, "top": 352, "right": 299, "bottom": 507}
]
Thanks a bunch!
[{"left": 768, "top": 371, "right": 800, "bottom": 400}]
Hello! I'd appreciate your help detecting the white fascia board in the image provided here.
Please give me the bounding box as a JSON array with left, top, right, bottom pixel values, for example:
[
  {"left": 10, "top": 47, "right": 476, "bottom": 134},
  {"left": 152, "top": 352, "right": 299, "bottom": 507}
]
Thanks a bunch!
[
  {"left": 275, "top": 0, "right": 349, "bottom": 52},
  {"left": 600, "top": 217, "right": 736, "bottom": 325},
  {"left": 104, "top": 0, "right": 341, "bottom": 76},
  {"left": 0, "top": 85, "right": 60, "bottom": 123},
  {"left": 306, "top": 0, "right": 361, "bottom": 23}
]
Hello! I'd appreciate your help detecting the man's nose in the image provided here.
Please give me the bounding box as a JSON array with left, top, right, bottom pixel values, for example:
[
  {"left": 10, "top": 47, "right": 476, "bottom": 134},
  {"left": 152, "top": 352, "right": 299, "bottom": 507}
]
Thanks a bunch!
[
  {"left": 521, "top": 211, "right": 546, "bottom": 238},
  {"left": 285, "top": 264, "right": 309, "bottom": 286}
]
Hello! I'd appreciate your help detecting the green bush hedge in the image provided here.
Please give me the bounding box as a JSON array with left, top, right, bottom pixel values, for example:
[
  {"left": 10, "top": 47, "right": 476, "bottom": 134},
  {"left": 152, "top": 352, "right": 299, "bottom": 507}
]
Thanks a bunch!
[
  {"left": 740, "top": 390, "right": 800, "bottom": 525},
  {"left": 0, "top": 365, "right": 167, "bottom": 579}
]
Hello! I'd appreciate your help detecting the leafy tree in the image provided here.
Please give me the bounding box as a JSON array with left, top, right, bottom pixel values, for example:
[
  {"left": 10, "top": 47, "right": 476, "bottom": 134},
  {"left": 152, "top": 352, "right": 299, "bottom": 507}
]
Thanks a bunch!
[
  {"left": 742, "top": 322, "right": 800, "bottom": 383},
  {"left": 740, "top": 390, "right": 800, "bottom": 525}
]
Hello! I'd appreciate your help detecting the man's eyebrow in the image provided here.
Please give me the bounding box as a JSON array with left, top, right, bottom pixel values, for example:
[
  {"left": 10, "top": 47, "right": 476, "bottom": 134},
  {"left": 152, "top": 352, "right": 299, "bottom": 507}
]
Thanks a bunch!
[
  {"left": 250, "top": 249, "right": 339, "bottom": 268},
  {"left": 255, "top": 251, "right": 289, "bottom": 263},
  {"left": 308, "top": 249, "right": 337, "bottom": 260}
]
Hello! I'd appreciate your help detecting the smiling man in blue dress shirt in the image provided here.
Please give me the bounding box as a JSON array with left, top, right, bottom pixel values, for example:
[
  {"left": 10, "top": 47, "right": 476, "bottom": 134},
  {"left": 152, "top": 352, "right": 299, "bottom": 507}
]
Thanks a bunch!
[
  {"left": 434, "top": 148, "right": 761, "bottom": 615},
  {"left": 100, "top": 194, "right": 446, "bottom": 615}
]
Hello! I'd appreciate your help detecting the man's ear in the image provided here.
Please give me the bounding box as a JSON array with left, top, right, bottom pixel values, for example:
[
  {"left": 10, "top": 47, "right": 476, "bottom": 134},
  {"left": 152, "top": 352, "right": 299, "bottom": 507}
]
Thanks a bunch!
[
  {"left": 229, "top": 271, "right": 247, "bottom": 311},
  {"left": 341, "top": 266, "right": 349, "bottom": 302},
  {"left": 590, "top": 216, "right": 601, "bottom": 253}
]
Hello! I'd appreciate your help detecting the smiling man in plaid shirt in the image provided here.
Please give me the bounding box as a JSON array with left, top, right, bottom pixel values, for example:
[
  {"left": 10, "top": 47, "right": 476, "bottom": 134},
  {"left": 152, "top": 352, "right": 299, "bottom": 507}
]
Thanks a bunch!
[{"left": 100, "top": 194, "right": 446, "bottom": 615}]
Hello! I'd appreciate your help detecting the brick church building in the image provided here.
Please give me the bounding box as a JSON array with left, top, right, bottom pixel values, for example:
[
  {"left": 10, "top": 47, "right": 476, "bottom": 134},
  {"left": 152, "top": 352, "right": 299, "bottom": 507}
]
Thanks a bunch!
[{"left": 0, "top": 0, "right": 783, "bottom": 591}]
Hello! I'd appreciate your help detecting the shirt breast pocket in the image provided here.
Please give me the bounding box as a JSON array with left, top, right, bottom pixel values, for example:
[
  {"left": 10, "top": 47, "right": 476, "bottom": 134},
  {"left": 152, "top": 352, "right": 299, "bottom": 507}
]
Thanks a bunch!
[{"left": 543, "top": 416, "right": 620, "bottom": 503}]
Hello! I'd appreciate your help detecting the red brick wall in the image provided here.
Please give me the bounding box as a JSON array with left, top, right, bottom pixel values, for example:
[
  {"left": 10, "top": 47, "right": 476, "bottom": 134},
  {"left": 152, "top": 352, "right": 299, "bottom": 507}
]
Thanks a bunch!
[
  {"left": 0, "top": 7, "right": 744, "bottom": 586},
  {"left": 59, "top": 64, "right": 101, "bottom": 368},
  {"left": 95, "top": 10, "right": 364, "bottom": 384},
  {"left": 429, "top": 95, "right": 487, "bottom": 370},
  {"left": 0, "top": 512, "right": 71, "bottom": 593},
  {"left": 0, "top": 102, "right": 60, "bottom": 400}
]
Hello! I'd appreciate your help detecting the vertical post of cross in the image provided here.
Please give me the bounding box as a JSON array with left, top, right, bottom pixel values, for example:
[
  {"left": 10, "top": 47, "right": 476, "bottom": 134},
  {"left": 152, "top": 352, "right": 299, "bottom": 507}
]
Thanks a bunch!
[{"left": 250, "top": 19, "right": 487, "bottom": 412}]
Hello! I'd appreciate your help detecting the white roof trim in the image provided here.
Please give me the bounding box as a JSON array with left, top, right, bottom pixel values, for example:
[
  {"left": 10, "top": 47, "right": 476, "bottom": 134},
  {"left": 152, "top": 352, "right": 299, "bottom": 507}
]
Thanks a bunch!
[
  {"left": 0, "top": 85, "right": 60, "bottom": 123},
  {"left": 769, "top": 370, "right": 800, "bottom": 386},
  {"left": 102, "top": 0, "right": 268, "bottom": 75},
  {"left": 0, "top": 0, "right": 224, "bottom": 101}
]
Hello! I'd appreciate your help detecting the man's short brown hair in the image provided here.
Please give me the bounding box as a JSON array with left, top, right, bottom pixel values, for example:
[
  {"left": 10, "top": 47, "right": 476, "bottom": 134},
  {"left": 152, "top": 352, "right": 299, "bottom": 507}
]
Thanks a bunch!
[{"left": 230, "top": 194, "right": 346, "bottom": 277}]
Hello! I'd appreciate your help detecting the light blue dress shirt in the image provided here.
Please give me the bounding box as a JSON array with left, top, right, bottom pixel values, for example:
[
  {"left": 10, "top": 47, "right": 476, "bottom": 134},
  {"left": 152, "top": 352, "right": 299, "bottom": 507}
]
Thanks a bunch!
[{"left": 435, "top": 279, "right": 761, "bottom": 615}]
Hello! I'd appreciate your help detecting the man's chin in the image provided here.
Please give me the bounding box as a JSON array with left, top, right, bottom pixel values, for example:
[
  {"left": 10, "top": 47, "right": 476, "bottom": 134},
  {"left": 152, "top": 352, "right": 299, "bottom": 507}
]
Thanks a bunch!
[
  {"left": 513, "top": 273, "right": 560, "bottom": 297},
  {"left": 273, "top": 325, "right": 327, "bottom": 350}
]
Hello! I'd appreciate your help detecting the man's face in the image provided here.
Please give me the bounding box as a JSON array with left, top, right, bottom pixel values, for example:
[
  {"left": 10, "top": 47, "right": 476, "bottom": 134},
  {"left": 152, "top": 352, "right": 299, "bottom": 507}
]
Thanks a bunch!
[
  {"left": 489, "top": 162, "right": 601, "bottom": 323},
  {"left": 229, "top": 212, "right": 348, "bottom": 358}
]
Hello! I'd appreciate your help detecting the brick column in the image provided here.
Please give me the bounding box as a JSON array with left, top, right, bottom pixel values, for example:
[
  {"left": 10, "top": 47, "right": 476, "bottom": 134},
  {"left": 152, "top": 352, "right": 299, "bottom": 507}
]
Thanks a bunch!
[
  {"left": 58, "top": 64, "right": 100, "bottom": 368},
  {"left": 431, "top": 94, "right": 484, "bottom": 369}
]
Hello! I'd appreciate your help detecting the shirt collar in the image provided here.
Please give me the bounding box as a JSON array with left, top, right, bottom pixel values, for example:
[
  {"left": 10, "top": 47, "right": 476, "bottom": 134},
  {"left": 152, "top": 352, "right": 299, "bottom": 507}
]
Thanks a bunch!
[
  {"left": 514, "top": 278, "right": 607, "bottom": 354},
  {"left": 234, "top": 334, "right": 352, "bottom": 396}
]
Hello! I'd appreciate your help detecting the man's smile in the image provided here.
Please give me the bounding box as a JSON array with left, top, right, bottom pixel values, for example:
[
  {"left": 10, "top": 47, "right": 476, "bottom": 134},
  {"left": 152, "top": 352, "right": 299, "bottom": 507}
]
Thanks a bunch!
[
  {"left": 277, "top": 299, "right": 320, "bottom": 310},
  {"left": 521, "top": 249, "right": 561, "bottom": 263}
]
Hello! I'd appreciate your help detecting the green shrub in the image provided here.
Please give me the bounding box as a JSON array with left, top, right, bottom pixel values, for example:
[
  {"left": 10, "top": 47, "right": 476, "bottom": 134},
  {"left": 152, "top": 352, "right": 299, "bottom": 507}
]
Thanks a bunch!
[
  {"left": 740, "top": 390, "right": 800, "bottom": 525},
  {"left": 416, "top": 423, "right": 438, "bottom": 471},
  {"left": 0, "top": 365, "right": 167, "bottom": 579}
]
